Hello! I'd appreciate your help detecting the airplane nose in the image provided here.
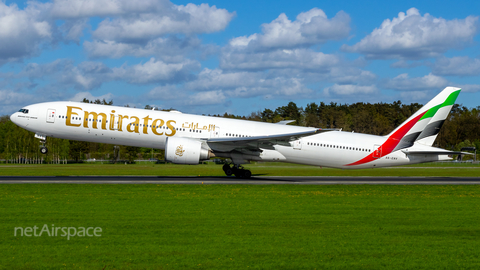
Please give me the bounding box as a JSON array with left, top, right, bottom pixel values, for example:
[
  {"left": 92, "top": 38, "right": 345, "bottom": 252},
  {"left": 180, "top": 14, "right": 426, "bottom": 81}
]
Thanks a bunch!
[{"left": 10, "top": 112, "right": 18, "bottom": 124}]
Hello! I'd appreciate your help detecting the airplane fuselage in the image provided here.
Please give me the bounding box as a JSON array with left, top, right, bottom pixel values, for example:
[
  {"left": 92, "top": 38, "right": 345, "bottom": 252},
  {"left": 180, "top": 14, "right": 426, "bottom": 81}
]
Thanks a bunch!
[{"left": 10, "top": 101, "right": 448, "bottom": 169}]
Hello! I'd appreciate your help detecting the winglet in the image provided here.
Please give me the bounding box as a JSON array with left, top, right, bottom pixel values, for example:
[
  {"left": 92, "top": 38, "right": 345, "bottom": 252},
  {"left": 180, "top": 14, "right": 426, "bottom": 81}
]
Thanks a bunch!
[{"left": 276, "top": 120, "right": 296, "bottom": 125}]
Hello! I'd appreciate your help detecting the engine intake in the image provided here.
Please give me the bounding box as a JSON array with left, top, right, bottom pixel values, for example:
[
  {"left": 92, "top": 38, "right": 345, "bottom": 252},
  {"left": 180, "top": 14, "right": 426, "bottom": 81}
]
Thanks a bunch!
[{"left": 165, "top": 137, "right": 211, "bottom": 164}]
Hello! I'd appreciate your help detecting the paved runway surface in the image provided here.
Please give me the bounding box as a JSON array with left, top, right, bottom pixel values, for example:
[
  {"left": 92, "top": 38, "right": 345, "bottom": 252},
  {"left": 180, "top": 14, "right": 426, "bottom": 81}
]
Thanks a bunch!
[{"left": 1, "top": 176, "right": 480, "bottom": 185}]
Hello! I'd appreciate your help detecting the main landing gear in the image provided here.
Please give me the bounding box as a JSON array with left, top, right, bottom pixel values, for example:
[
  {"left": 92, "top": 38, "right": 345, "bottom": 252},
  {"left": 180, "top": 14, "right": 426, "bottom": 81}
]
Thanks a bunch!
[{"left": 222, "top": 163, "right": 252, "bottom": 178}]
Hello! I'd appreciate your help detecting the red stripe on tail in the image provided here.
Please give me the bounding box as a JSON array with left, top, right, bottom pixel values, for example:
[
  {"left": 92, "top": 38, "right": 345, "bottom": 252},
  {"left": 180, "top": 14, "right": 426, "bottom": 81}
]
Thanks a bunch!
[{"left": 346, "top": 111, "right": 427, "bottom": 166}]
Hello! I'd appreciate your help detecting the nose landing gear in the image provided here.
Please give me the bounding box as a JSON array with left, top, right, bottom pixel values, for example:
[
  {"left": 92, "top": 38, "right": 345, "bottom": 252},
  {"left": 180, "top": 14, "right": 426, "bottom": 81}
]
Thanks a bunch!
[
  {"left": 222, "top": 163, "right": 252, "bottom": 178},
  {"left": 40, "top": 145, "right": 48, "bottom": 154},
  {"left": 35, "top": 133, "right": 48, "bottom": 154}
]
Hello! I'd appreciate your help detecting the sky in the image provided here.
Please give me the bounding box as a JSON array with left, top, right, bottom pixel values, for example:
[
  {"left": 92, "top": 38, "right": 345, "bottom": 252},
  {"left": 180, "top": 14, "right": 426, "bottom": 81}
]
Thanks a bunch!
[{"left": 1, "top": 0, "right": 480, "bottom": 116}]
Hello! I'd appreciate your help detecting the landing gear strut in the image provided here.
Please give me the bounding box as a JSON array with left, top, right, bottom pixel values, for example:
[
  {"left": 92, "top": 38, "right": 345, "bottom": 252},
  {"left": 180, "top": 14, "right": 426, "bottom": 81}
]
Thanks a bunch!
[
  {"left": 35, "top": 133, "right": 48, "bottom": 154},
  {"left": 223, "top": 163, "right": 252, "bottom": 178}
]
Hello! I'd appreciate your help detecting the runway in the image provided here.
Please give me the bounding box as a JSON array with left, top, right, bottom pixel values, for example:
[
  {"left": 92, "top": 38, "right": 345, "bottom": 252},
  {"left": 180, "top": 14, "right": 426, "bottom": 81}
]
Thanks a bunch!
[{"left": 1, "top": 176, "right": 480, "bottom": 185}]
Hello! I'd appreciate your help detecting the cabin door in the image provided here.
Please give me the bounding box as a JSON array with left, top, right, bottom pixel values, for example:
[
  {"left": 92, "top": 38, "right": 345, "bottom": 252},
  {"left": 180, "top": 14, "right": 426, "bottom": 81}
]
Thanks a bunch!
[
  {"left": 293, "top": 139, "right": 302, "bottom": 150},
  {"left": 210, "top": 126, "right": 220, "bottom": 138},
  {"left": 46, "top": 109, "right": 56, "bottom": 123}
]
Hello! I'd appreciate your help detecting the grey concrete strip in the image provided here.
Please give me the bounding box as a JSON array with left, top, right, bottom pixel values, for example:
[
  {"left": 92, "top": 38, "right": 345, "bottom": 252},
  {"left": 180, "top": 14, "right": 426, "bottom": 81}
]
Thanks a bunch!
[{"left": 0, "top": 176, "right": 480, "bottom": 185}]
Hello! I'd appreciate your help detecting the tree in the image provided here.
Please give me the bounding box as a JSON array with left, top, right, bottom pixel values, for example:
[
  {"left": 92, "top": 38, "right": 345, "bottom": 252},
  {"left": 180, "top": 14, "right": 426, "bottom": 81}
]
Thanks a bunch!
[{"left": 275, "top": 102, "right": 302, "bottom": 124}]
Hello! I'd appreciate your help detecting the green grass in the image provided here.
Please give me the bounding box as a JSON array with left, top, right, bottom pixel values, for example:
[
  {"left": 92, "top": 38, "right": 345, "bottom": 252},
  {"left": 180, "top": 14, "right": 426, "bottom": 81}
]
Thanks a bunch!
[
  {"left": 1, "top": 184, "right": 479, "bottom": 269},
  {"left": 0, "top": 162, "right": 479, "bottom": 177}
]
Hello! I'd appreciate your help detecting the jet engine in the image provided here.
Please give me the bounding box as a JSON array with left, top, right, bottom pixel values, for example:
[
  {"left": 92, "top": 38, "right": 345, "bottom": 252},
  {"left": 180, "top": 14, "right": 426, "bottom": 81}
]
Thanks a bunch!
[{"left": 165, "top": 137, "right": 211, "bottom": 164}]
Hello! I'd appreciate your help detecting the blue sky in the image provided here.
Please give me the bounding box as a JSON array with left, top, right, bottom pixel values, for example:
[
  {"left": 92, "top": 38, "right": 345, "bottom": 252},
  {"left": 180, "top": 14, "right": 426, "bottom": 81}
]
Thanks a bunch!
[{"left": 1, "top": 0, "right": 479, "bottom": 116}]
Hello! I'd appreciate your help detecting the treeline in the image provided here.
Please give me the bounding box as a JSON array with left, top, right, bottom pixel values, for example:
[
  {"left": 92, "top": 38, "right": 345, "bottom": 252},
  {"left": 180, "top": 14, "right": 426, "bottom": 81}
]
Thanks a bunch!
[{"left": 1, "top": 100, "right": 479, "bottom": 163}]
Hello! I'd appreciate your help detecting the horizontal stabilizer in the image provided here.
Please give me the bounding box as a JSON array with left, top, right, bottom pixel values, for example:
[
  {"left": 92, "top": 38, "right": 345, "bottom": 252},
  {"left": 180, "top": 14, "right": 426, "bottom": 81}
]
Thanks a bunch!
[{"left": 401, "top": 149, "right": 473, "bottom": 156}]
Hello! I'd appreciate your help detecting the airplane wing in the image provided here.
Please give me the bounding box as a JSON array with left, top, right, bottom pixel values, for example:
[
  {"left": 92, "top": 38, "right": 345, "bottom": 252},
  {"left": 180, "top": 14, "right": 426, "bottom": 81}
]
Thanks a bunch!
[{"left": 207, "top": 128, "right": 333, "bottom": 152}]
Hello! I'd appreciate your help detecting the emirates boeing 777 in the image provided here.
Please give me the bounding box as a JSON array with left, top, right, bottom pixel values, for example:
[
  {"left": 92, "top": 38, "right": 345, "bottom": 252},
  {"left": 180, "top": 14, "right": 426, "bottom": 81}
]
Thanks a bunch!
[{"left": 10, "top": 87, "right": 464, "bottom": 178}]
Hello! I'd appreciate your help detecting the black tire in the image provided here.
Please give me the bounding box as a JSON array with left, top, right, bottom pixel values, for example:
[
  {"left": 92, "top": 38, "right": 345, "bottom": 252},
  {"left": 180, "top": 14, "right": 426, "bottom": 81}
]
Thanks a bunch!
[
  {"left": 40, "top": 147, "right": 48, "bottom": 154},
  {"left": 224, "top": 168, "right": 233, "bottom": 176},
  {"left": 222, "top": 164, "right": 230, "bottom": 172},
  {"left": 243, "top": 170, "right": 252, "bottom": 178}
]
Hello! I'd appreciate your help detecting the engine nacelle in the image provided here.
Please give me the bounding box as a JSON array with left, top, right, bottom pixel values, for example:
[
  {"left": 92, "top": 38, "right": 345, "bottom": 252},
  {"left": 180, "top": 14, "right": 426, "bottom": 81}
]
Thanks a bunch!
[{"left": 165, "top": 137, "right": 210, "bottom": 164}]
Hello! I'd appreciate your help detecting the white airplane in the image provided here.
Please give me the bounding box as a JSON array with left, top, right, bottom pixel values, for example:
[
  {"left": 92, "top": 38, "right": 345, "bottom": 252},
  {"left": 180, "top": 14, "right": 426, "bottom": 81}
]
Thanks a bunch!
[{"left": 10, "top": 87, "right": 465, "bottom": 178}]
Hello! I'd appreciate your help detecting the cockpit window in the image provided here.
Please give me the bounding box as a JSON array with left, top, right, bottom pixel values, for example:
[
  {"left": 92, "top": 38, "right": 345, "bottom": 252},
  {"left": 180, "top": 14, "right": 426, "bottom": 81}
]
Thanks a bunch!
[{"left": 18, "top": 109, "right": 29, "bottom": 114}]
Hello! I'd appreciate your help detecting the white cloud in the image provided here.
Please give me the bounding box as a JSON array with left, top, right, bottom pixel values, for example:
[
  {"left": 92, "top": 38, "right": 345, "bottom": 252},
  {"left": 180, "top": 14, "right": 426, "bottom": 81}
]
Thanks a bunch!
[
  {"left": 146, "top": 85, "right": 184, "bottom": 100},
  {"left": 390, "top": 60, "right": 426, "bottom": 69},
  {"left": 21, "top": 60, "right": 114, "bottom": 90},
  {"left": 64, "top": 0, "right": 234, "bottom": 60},
  {"left": 92, "top": 3, "right": 234, "bottom": 43},
  {"left": 229, "top": 8, "right": 350, "bottom": 50},
  {"left": 399, "top": 90, "right": 430, "bottom": 102},
  {"left": 9, "top": 58, "right": 201, "bottom": 93},
  {"left": 145, "top": 86, "right": 226, "bottom": 107},
  {"left": 218, "top": 9, "right": 358, "bottom": 89},
  {"left": 22, "top": 59, "right": 72, "bottom": 79},
  {"left": 176, "top": 4, "right": 236, "bottom": 34},
  {"left": 60, "top": 18, "right": 89, "bottom": 43},
  {"left": 186, "top": 90, "right": 226, "bottom": 106},
  {"left": 50, "top": 0, "right": 171, "bottom": 19},
  {"left": 0, "top": 89, "right": 36, "bottom": 105},
  {"left": 0, "top": 89, "right": 40, "bottom": 114},
  {"left": 184, "top": 68, "right": 312, "bottom": 99},
  {"left": 184, "top": 68, "right": 261, "bottom": 91},
  {"left": 0, "top": 2, "right": 53, "bottom": 63},
  {"left": 455, "top": 84, "right": 480, "bottom": 93},
  {"left": 384, "top": 73, "right": 448, "bottom": 91},
  {"left": 113, "top": 57, "right": 200, "bottom": 84},
  {"left": 431, "top": 56, "right": 480, "bottom": 76},
  {"left": 84, "top": 36, "right": 211, "bottom": 62},
  {"left": 327, "top": 67, "right": 376, "bottom": 85},
  {"left": 324, "top": 84, "right": 378, "bottom": 96},
  {"left": 220, "top": 48, "right": 339, "bottom": 71},
  {"left": 272, "top": 77, "right": 312, "bottom": 96},
  {"left": 69, "top": 91, "right": 114, "bottom": 102},
  {"left": 342, "top": 8, "right": 479, "bottom": 59}
]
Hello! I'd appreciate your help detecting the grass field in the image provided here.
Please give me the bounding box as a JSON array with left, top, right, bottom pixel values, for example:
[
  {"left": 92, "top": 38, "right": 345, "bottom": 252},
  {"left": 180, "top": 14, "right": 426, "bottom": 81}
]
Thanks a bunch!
[
  {"left": 1, "top": 184, "right": 479, "bottom": 269},
  {"left": 1, "top": 163, "right": 479, "bottom": 269},
  {"left": 0, "top": 161, "right": 480, "bottom": 177}
]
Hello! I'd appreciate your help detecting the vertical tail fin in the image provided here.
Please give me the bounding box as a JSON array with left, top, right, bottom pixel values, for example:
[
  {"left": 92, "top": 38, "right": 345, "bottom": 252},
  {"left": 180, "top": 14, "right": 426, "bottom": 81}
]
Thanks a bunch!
[
  {"left": 415, "top": 88, "right": 460, "bottom": 146},
  {"left": 346, "top": 87, "right": 461, "bottom": 166},
  {"left": 387, "top": 87, "right": 461, "bottom": 151}
]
